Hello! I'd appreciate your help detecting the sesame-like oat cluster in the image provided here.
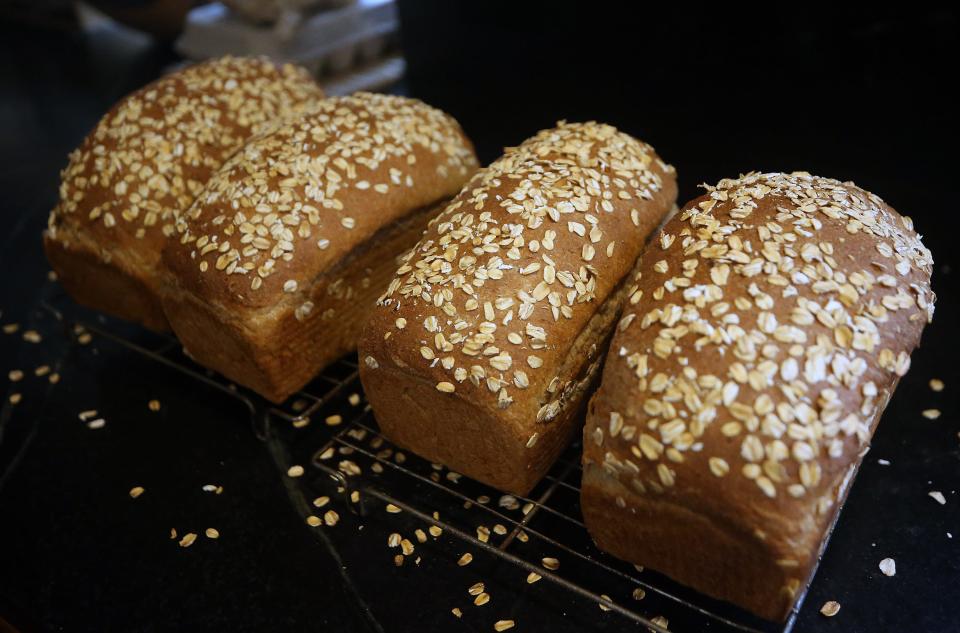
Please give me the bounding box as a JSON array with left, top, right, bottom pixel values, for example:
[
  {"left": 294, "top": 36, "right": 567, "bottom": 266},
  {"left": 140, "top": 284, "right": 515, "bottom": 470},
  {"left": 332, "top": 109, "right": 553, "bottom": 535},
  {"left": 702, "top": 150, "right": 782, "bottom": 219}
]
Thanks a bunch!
[
  {"left": 371, "top": 121, "right": 674, "bottom": 415},
  {"left": 48, "top": 57, "right": 323, "bottom": 248},
  {"left": 169, "top": 92, "right": 477, "bottom": 307},
  {"left": 592, "top": 172, "right": 934, "bottom": 503}
]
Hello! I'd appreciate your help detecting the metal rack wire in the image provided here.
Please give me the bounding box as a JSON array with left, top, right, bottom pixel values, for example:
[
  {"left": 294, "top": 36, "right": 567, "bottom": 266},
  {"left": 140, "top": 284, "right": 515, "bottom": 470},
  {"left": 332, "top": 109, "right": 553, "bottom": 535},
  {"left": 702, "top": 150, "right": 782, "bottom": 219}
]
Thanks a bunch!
[{"left": 43, "top": 296, "right": 822, "bottom": 633}]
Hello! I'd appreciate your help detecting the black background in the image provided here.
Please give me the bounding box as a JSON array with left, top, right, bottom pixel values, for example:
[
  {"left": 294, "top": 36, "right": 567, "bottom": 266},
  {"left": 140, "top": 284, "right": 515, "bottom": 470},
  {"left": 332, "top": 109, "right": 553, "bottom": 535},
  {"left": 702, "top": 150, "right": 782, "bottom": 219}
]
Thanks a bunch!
[{"left": 0, "top": 2, "right": 958, "bottom": 632}]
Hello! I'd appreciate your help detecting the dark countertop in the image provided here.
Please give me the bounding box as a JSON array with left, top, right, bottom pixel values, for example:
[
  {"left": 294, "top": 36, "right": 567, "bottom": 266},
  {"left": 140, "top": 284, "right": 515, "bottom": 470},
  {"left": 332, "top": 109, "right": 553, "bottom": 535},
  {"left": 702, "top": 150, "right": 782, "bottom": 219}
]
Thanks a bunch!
[{"left": 1, "top": 5, "right": 958, "bottom": 632}]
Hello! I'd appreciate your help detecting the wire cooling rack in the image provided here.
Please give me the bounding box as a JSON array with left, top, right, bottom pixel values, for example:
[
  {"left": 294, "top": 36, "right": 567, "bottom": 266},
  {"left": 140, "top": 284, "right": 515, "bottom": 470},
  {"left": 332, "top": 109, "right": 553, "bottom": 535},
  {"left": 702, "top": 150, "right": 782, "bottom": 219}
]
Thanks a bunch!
[{"left": 42, "top": 296, "right": 828, "bottom": 633}]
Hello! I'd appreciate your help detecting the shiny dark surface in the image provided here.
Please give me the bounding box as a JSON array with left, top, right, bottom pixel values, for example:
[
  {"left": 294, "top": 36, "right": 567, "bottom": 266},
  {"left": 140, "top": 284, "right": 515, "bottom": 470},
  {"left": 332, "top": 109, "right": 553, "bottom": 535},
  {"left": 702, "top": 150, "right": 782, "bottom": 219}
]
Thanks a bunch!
[{"left": 1, "top": 4, "right": 958, "bottom": 632}]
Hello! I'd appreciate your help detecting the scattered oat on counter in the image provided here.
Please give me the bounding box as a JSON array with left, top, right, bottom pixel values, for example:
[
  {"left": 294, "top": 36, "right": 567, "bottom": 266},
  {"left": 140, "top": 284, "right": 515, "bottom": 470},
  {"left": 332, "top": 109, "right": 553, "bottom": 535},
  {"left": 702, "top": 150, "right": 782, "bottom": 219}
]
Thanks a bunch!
[
  {"left": 348, "top": 393, "right": 361, "bottom": 406},
  {"left": 598, "top": 594, "right": 613, "bottom": 611},
  {"left": 542, "top": 557, "right": 560, "bottom": 571},
  {"left": 306, "top": 515, "right": 322, "bottom": 527},
  {"left": 929, "top": 378, "right": 944, "bottom": 392},
  {"left": 2, "top": 323, "right": 19, "bottom": 334},
  {"left": 929, "top": 491, "right": 947, "bottom": 505},
  {"left": 428, "top": 525, "right": 443, "bottom": 537},
  {"left": 498, "top": 495, "right": 520, "bottom": 511},
  {"left": 205, "top": 528, "right": 219, "bottom": 539},
  {"left": 494, "top": 620, "right": 515, "bottom": 631},
  {"left": 451, "top": 607, "right": 462, "bottom": 618},
  {"left": 324, "top": 510, "right": 339, "bottom": 526},
  {"left": 877, "top": 458, "right": 891, "bottom": 466},
  {"left": 313, "top": 496, "right": 330, "bottom": 508},
  {"left": 78, "top": 409, "right": 97, "bottom": 421},
  {"left": 87, "top": 418, "right": 106, "bottom": 429},
  {"left": 457, "top": 552, "right": 473, "bottom": 566},
  {"left": 34, "top": 365, "right": 50, "bottom": 377},
  {"left": 632, "top": 587, "right": 645, "bottom": 600},
  {"left": 9, "top": 393, "right": 21, "bottom": 405},
  {"left": 820, "top": 601, "right": 841, "bottom": 617},
  {"left": 922, "top": 408, "right": 941, "bottom": 420},
  {"left": 526, "top": 572, "right": 541, "bottom": 584},
  {"left": 8, "top": 369, "right": 23, "bottom": 382},
  {"left": 385, "top": 503, "right": 401, "bottom": 514},
  {"left": 879, "top": 558, "right": 896, "bottom": 576},
  {"left": 202, "top": 484, "right": 224, "bottom": 494},
  {"left": 468, "top": 582, "right": 484, "bottom": 596},
  {"left": 22, "top": 330, "right": 42, "bottom": 343},
  {"left": 170, "top": 528, "right": 177, "bottom": 539},
  {"left": 179, "top": 532, "right": 197, "bottom": 548},
  {"left": 148, "top": 399, "right": 161, "bottom": 412},
  {"left": 287, "top": 465, "right": 305, "bottom": 478},
  {"left": 339, "top": 460, "right": 361, "bottom": 476},
  {"left": 129, "top": 486, "right": 145, "bottom": 499},
  {"left": 325, "top": 414, "right": 343, "bottom": 426},
  {"left": 473, "top": 592, "right": 490, "bottom": 606}
]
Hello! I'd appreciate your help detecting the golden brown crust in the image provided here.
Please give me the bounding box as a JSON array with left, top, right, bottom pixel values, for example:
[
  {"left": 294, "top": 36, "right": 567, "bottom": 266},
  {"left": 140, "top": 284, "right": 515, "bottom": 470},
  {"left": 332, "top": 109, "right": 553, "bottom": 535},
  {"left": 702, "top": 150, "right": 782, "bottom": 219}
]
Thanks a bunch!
[
  {"left": 45, "top": 56, "right": 324, "bottom": 329},
  {"left": 162, "top": 201, "right": 444, "bottom": 402},
  {"left": 43, "top": 234, "right": 170, "bottom": 332},
  {"left": 359, "top": 121, "right": 677, "bottom": 494},
  {"left": 160, "top": 93, "right": 479, "bottom": 402},
  {"left": 582, "top": 171, "right": 935, "bottom": 620}
]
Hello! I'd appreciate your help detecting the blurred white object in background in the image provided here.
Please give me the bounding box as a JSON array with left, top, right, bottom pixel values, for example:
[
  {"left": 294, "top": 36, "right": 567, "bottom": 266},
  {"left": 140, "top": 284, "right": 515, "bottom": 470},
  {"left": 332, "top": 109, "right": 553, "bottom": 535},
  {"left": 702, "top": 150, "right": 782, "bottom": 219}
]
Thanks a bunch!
[
  {"left": 222, "top": 0, "right": 353, "bottom": 25},
  {"left": 175, "top": 0, "right": 404, "bottom": 95}
]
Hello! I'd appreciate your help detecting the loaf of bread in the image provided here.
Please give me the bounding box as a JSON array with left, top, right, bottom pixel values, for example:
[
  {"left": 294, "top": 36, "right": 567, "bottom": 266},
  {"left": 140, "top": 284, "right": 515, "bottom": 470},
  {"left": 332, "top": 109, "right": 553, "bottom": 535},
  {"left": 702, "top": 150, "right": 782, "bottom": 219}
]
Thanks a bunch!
[
  {"left": 582, "top": 172, "right": 935, "bottom": 620},
  {"left": 44, "top": 56, "right": 324, "bottom": 331},
  {"left": 161, "top": 92, "right": 478, "bottom": 403},
  {"left": 359, "top": 122, "right": 677, "bottom": 495}
]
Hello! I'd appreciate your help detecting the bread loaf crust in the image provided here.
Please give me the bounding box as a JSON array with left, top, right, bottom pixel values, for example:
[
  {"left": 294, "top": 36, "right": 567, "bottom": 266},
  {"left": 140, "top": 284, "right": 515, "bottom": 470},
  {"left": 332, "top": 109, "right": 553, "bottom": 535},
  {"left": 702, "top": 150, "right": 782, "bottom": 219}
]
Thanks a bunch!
[
  {"left": 161, "top": 92, "right": 478, "bottom": 402},
  {"left": 44, "top": 56, "right": 324, "bottom": 329},
  {"left": 582, "top": 172, "right": 934, "bottom": 620},
  {"left": 359, "top": 122, "right": 677, "bottom": 494}
]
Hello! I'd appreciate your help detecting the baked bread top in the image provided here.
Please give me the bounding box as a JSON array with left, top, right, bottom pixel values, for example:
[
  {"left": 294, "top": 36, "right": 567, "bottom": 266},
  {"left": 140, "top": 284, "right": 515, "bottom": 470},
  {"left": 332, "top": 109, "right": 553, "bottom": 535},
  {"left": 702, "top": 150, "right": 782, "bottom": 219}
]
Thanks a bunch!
[
  {"left": 586, "top": 171, "right": 934, "bottom": 574},
  {"left": 363, "top": 121, "right": 676, "bottom": 427},
  {"left": 47, "top": 56, "right": 324, "bottom": 277},
  {"left": 164, "top": 92, "right": 479, "bottom": 310}
]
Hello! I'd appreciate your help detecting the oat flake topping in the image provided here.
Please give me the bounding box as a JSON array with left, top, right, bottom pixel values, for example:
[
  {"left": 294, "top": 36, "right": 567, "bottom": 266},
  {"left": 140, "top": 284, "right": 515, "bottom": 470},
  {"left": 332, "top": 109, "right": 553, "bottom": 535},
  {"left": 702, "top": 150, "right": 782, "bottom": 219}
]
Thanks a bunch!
[
  {"left": 594, "top": 171, "right": 934, "bottom": 501},
  {"left": 49, "top": 57, "right": 323, "bottom": 245},
  {"left": 173, "top": 92, "right": 477, "bottom": 299},
  {"left": 375, "top": 121, "right": 672, "bottom": 413}
]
